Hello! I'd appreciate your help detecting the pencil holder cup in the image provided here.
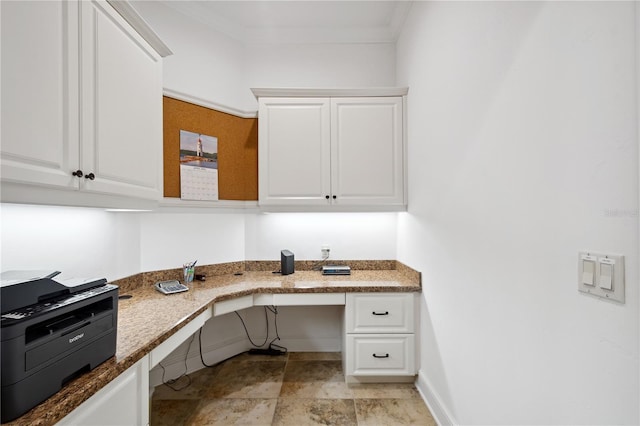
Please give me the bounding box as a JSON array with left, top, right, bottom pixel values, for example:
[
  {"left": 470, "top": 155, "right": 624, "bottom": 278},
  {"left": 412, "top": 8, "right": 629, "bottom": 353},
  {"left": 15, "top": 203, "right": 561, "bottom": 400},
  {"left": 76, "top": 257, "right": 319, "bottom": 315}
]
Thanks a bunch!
[{"left": 183, "top": 266, "right": 195, "bottom": 284}]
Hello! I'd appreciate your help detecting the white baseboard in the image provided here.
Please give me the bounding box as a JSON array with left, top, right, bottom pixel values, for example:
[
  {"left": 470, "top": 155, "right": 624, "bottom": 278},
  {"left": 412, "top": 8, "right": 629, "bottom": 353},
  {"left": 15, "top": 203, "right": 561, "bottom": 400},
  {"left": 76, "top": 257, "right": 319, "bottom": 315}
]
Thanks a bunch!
[
  {"left": 276, "top": 337, "right": 341, "bottom": 352},
  {"left": 415, "top": 369, "right": 457, "bottom": 426},
  {"left": 149, "top": 335, "right": 341, "bottom": 388},
  {"left": 150, "top": 336, "right": 250, "bottom": 388}
]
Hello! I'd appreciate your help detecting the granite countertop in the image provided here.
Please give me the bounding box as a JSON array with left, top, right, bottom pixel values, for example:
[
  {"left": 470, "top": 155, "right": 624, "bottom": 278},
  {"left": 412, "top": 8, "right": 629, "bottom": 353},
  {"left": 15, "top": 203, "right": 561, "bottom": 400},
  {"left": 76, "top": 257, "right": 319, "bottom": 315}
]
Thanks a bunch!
[{"left": 7, "top": 261, "right": 420, "bottom": 426}]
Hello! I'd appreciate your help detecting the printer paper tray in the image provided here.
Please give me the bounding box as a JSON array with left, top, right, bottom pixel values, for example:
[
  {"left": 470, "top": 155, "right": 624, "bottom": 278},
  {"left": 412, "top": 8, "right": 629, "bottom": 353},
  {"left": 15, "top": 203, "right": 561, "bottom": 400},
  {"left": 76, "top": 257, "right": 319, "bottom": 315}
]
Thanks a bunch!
[{"left": 25, "top": 314, "right": 113, "bottom": 370}]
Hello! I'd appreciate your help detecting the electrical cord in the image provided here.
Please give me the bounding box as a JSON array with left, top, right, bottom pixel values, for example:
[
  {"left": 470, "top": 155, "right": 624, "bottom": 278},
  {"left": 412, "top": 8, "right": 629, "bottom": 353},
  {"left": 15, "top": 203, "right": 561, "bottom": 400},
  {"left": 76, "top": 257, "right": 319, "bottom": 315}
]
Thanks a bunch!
[
  {"left": 158, "top": 332, "right": 196, "bottom": 391},
  {"left": 266, "top": 305, "right": 287, "bottom": 353},
  {"left": 234, "top": 305, "right": 288, "bottom": 353},
  {"left": 311, "top": 253, "right": 330, "bottom": 271},
  {"left": 235, "top": 306, "right": 270, "bottom": 347},
  {"left": 198, "top": 327, "right": 224, "bottom": 368}
]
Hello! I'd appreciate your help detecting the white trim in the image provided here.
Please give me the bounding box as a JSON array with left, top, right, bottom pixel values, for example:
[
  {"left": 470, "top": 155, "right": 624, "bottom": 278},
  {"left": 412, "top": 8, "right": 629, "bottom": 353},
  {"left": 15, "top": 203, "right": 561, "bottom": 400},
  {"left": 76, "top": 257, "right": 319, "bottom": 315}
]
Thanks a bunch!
[
  {"left": 107, "top": 1, "right": 172, "bottom": 57},
  {"left": 157, "top": 197, "right": 259, "bottom": 213},
  {"left": 258, "top": 203, "right": 407, "bottom": 213},
  {"left": 251, "top": 87, "right": 410, "bottom": 99},
  {"left": 163, "top": 88, "right": 257, "bottom": 118},
  {"left": 415, "top": 369, "right": 457, "bottom": 426},
  {"left": 636, "top": 0, "right": 640, "bottom": 312},
  {"left": 157, "top": 197, "right": 407, "bottom": 213}
]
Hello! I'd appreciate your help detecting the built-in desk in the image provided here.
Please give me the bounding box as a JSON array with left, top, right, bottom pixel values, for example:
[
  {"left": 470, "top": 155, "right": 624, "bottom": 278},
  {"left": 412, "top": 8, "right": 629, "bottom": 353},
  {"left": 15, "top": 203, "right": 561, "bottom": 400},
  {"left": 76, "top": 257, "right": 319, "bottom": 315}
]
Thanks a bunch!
[{"left": 6, "top": 264, "right": 420, "bottom": 426}]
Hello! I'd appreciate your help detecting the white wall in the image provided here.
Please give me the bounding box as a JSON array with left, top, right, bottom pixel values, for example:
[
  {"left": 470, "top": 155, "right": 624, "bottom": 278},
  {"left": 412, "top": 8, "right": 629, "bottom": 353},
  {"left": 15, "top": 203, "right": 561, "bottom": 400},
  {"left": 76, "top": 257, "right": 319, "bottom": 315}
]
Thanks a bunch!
[
  {"left": 0, "top": 204, "right": 141, "bottom": 281},
  {"left": 396, "top": 2, "right": 639, "bottom": 425},
  {"left": 139, "top": 212, "right": 246, "bottom": 272},
  {"left": 0, "top": 206, "right": 396, "bottom": 277},
  {"left": 244, "top": 42, "right": 395, "bottom": 106},
  {"left": 245, "top": 212, "right": 397, "bottom": 261},
  {"left": 131, "top": 1, "right": 248, "bottom": 111},
  {"left": 131, "top": 2, "right": 396, "bottom": 112}
]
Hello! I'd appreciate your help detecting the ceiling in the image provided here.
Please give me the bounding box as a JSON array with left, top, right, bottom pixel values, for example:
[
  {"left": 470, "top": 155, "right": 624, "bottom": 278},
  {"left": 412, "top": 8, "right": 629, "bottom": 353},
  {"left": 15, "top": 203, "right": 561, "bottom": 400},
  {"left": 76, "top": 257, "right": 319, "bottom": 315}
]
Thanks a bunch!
[{"left": 156, "top": 1, "right": 413, "bottom": 44}]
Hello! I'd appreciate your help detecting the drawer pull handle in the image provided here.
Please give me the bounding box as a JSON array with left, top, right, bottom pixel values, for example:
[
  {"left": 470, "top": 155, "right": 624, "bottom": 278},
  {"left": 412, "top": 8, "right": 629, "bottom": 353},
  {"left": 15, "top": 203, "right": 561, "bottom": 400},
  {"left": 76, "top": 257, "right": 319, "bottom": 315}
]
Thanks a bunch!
[
  {"left": 373, "top": 353, "right": 389, "bottom": 358},
  {"left": 372, "top": 311, "right": 389, "bottom": 316}
]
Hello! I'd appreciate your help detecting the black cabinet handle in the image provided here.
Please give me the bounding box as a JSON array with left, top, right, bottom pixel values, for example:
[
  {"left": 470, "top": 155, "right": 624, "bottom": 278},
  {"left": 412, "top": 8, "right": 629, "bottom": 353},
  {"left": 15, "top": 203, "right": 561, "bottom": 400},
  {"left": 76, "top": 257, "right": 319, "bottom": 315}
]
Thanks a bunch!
[
  {"left": 332, "top": 195, "right": 337, "bottom": 199},
  {"left": 72, "top": 170, "right": 83, "bottom": 178},
  {"left": 372, "top": 311, "right": 389, "bottom": 316},
  {"left": 325, "top": 195, "right": 330, "bottom": 200},
  {"left": 84, "top": 173, "right": 95, "bottom": 180},
  {"left": 373, "top": 353, "right": 389, "bottom": 358}
]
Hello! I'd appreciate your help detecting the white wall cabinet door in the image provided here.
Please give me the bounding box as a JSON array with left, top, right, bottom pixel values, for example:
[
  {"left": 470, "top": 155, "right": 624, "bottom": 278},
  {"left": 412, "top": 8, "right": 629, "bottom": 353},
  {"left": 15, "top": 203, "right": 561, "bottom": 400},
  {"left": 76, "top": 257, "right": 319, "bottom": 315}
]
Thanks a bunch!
[
  {"left": 258, "top": 98, "right": 331, "bottom": 205},
  {"left": 257, "top": 94, "right": 405, "bottom": 209},
  {"left": 0, "top": 1, "right": 80, "bottom": 190},
  {"left": 58, "top": 356, "right": 150, "bottom": 426},
  {"left": 1, "top": 0, "right": 164, "bottom": 205},
  {"left": 80, "top": 0, "right": 163, "bottom": 200},
  {"left": 331, "top": 97, "right": 404, "bottom": 206}
]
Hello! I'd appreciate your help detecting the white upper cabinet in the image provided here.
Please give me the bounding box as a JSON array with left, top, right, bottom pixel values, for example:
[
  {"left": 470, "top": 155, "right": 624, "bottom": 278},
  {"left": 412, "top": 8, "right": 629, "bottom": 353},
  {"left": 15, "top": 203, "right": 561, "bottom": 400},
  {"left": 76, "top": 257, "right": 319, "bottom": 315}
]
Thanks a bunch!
[
  {"left": 331, "top": 97, "right": 404, "bottom": 206},
  {"left": 1, "top": 1, "right": 80, "bottom": 190},
  {"left": 258, "top": 98, "right": 331, "bottom": 206},
  {"left": 1, "top": 0, "right": 168, "bottom": 206},
  {"left": 80, "top": 0, "right": 163, "bottom": 200},
  {"left": 255, "top": 89, "right": 407, "bottom": 210}
]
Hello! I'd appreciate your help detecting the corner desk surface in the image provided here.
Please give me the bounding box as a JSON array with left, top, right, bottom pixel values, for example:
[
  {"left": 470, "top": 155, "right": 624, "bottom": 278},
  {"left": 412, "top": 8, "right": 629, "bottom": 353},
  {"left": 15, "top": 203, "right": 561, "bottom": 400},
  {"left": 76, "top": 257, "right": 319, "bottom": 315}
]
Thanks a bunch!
[{"left": 7, "top": 269, "right": 421, "bottom": 426}]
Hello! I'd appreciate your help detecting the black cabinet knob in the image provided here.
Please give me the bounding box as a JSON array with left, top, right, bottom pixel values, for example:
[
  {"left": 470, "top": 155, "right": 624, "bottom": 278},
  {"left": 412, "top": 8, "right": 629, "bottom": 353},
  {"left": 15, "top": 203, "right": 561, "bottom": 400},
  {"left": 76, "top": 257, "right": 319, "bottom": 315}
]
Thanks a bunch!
[
  {"left": 332, "top": 195, "right": 337, "bottom": 199},
  {"left": 325, "top": 195, "right": 330, "bottom": 200},
  {"left": 84, "top": 172, "right": 95, "bottom": 180},
  {"left": 72, "top": 170, "right": 83, "bottom": 178}
]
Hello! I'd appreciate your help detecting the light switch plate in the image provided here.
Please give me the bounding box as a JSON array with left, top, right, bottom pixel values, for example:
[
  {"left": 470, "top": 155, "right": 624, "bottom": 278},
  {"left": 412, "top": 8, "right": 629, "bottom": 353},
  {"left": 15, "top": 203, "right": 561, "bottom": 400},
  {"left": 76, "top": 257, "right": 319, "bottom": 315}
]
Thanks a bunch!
[{"left": 578, "top": 251, "right": 625, "bottom": 303}]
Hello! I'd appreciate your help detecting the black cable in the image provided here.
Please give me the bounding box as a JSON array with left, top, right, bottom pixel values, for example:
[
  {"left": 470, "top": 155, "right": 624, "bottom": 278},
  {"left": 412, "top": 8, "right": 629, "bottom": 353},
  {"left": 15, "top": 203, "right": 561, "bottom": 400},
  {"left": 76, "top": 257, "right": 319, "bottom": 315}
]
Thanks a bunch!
[
  {"left": 266, "top": 305, "right": 279, "bottom": 347},
  {"left": 198, "top": 322, "right": 241, "bottom": 368},
  {"left": 158, "top": 333, "right": 195, "bottom": 391},
  {"left": 234, "top": 307, "right": 270, "bottom": 347},
  {"left": 266, "top": 305, "right": 287, "bottom": 353},
  {"left": 198, "top": 327, "right": 223, "bottom": 368},
  {"left": 233, "top": 305, "right": 288, "bottom": 354}
]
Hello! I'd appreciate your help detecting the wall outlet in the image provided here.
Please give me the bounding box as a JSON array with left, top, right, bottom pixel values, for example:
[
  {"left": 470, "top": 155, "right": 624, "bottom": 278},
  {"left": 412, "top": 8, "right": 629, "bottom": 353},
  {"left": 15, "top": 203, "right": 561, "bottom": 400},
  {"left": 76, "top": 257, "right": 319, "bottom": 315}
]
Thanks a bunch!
[{"left": 321, "top": 245, "right": 330, "bottom": 258}]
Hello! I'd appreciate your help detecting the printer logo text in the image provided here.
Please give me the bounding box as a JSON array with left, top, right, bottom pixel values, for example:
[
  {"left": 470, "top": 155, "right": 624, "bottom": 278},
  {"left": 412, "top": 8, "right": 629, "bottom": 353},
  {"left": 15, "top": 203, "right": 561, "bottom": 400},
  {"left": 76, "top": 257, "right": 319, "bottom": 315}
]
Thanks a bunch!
[{"left": 69, "top": 333, "right": 84, "bottom": 344}]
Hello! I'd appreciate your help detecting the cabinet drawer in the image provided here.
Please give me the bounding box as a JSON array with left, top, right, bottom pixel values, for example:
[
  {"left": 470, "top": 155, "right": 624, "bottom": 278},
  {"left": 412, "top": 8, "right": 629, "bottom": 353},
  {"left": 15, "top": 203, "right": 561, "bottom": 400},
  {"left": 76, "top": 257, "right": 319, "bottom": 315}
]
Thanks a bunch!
[
  {"left": 345, "top": 334, "right": 415, "bottom": 376},
  {"left": 346, "top": 293, "right": 414, "bottom": 333}
]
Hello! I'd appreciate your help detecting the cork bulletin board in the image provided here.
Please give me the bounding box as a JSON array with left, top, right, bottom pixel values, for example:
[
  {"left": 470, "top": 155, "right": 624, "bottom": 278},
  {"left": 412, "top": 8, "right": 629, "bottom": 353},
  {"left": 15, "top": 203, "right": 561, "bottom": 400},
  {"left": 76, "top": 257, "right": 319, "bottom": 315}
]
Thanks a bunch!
[{"left": 163, "top": 96, "right": 258, "bottom": 200}]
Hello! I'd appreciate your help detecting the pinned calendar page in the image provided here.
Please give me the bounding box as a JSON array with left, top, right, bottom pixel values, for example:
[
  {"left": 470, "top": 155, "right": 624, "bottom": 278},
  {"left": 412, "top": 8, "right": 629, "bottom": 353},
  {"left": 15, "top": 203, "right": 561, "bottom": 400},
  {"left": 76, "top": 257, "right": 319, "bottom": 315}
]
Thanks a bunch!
[{"left": 179, "top": 130, "right": 219, "bottom": 201}]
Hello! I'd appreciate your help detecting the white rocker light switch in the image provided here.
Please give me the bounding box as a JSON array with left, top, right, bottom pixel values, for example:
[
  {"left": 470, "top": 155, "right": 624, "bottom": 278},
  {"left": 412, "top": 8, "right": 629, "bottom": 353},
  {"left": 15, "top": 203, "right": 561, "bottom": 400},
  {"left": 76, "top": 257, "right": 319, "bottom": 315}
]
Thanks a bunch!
[
  {"left": 578, "top": 252, "right": 624, "bottom": 303},
  {"left": 599, "top": 259, "right": 614, "bottom": 291}
]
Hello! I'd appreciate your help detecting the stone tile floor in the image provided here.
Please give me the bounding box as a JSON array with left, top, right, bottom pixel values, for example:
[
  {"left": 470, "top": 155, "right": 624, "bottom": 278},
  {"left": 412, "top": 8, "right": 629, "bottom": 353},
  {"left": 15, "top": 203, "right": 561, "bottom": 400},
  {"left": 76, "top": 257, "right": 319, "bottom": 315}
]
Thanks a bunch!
[{"left": 151, "top": 352, "right": 436, "bottom": 425}]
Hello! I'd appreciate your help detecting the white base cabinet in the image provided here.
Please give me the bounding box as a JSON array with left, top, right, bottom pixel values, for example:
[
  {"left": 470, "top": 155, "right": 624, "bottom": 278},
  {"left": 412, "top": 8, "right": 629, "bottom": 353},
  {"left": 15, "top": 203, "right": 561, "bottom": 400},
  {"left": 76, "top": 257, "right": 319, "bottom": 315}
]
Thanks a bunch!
[
  {"left": 1, "top": 0, "right": 164, "bottom": 206},
  {"left": 58, "top": 356, "right": 150, "bottom": 426},
  {"left": 343, "top": 293, "right": 416, "bottom": 382},
  {"left": 346, "top": 334, "right": 415, "bottom": 376}
]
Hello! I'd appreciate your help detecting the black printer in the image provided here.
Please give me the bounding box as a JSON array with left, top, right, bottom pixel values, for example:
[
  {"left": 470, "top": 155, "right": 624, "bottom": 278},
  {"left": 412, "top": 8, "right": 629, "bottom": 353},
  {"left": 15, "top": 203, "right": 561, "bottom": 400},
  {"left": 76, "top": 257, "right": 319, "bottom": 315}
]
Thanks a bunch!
[{"left": 1, "top": 271, "right": 118, "bottom": 422}]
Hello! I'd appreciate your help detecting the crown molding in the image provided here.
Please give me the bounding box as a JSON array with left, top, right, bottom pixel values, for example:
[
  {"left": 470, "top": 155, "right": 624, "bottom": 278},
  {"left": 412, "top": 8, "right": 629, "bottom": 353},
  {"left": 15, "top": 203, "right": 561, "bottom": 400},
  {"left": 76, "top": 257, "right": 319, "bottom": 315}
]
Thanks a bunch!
[
  {"left": 108, "top": 1, "right": 173, "bottom": 57},
  {"left": 251, "top": 87, "right": 409, "bottom": 99},
  {"left": 163, "top": 89, "right": 257, "bottom": 119}
]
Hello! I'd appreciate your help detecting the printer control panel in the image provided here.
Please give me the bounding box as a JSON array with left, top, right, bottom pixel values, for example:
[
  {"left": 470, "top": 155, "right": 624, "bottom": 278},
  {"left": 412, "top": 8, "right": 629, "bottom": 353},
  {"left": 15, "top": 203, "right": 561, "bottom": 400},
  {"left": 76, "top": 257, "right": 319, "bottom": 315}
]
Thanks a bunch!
[{"left": 1, "top": 284, "right": 117, "bottom": 324}]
